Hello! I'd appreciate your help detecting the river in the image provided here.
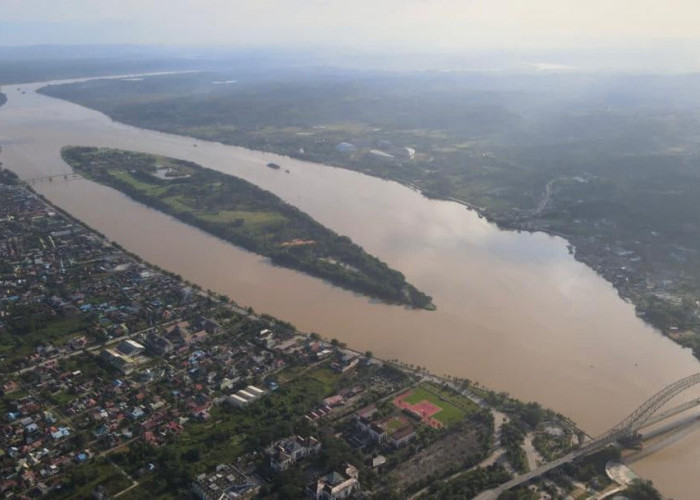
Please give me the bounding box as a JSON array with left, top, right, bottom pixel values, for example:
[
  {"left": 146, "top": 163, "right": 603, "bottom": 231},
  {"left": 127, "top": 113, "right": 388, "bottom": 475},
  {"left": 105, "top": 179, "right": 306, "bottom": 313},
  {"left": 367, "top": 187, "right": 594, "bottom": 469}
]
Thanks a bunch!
[{"left": 1, "top": 78, "right": 699, "bottom": 498}]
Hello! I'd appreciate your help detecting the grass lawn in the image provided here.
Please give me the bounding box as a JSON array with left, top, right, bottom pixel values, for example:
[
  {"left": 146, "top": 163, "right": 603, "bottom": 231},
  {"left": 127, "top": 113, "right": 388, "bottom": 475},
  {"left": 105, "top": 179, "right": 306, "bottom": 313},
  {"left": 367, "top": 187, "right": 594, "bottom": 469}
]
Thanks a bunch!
[
  {"left": 423, "top": 383, "right": 480, "bottom": 413},
  {"left": 110, "top": 169, "right": 164, "bottom": 194},
  {"left": 54, "top": 460, "right": 132, "bottom": 499},
  {"left": 309, "top": 366, "right": 342, "bottom": 392},
  {"left": 50, "top": 390, "right": 74, "bottom": 406},
  {"left": 198, "top": 209, "right": 287, "bottom": 226},
  {"left": 385, "top": 415, "right": 409, "bottom": 433}
]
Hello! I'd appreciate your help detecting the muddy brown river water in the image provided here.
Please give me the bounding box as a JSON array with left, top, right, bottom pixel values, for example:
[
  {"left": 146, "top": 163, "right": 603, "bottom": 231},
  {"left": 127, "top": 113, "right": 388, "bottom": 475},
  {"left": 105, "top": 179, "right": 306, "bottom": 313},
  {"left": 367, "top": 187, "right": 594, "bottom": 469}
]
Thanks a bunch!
[{"left": 1, "top": 79, "right": 699, "bottom": 497}]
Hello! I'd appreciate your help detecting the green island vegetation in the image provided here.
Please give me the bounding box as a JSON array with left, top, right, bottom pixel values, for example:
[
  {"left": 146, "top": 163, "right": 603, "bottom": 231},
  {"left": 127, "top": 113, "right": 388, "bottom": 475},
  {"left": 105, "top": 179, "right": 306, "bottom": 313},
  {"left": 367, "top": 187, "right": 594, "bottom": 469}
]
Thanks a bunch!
[
  {"left": 61, "top": 146, "right": 433, "bottom": 309},
  {"left": 41, "top": 70, "right": 700, "bottom": 358}
]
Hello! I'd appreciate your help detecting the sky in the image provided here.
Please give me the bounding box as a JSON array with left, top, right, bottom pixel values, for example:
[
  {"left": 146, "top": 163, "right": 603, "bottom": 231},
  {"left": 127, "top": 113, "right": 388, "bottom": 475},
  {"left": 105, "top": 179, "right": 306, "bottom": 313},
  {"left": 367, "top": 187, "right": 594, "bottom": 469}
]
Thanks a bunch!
[{"left": 1, "top": 0, "right": 699, "bottom": 51}]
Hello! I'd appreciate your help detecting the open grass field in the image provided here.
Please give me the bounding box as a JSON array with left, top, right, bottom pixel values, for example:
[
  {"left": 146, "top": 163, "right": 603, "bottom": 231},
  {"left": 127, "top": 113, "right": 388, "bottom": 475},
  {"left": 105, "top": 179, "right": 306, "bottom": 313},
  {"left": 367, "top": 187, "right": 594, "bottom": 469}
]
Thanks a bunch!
[
  {"left": 384, "top": 415, "right": 410, "bottom": 433},
  {"left": 422, "top": 382, "right": 480, "bottom": 413}
]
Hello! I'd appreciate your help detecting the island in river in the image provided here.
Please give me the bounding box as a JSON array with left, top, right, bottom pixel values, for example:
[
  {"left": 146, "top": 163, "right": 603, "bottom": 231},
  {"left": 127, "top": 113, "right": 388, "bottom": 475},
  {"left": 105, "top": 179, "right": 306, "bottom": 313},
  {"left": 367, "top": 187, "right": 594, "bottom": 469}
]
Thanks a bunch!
[
  {"left": 62, "top": 146, "right": 434, "bottom": 310},
  {"left": 42, "top": 71, "right": 700, "bottom": 359}
]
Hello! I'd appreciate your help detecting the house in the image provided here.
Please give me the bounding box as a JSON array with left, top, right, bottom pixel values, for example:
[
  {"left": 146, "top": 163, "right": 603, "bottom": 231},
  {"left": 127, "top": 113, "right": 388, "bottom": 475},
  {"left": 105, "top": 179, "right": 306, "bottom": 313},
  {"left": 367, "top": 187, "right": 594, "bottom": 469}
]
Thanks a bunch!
[
  {"left": 308, "top": 463, "right": 360, "bottom": 499},
  {"left": 93, "top": 424, "right": 109, "bottom": 438},
  {"left": 258, "top": 329, "right": 276, "bottom": 348},
  {"left": 323, "top": 395, "right": 345, "bottom": 408},
  {"left": 164, "top": 321, "right": 191, "bottom": 344},
  {"left": 145, "top": 332, "right": 174, "bottom": 355},
  {"left": 331, "top": 353, "right": 359, "bottom": 373},
  {"left": 68, "top": 336, "right": 88, "bottom": 350},
  {"left": 267, "top": 436, "right": 321, "bottom": 472},
  {"left": 2, "top": 380, "right": 20, "bottom": 394},
  {"left": 100, "top": 349, "right": 135, "bottom": 374},
  {"left": 188, "top": 330, "right": 209, "bottom": 344},
  {"left": 129, "top": 406, "right": 145, "bottom": 420},
  {"left": 198, "top": 317, "right": 222, "bottom": 335},
  {"left": 354, "top": 404, "right": 377, "bottom": 421},
  {"left": 50, "top": 427, "right": 71, "bottom": 440},
  {"left": 117, "top": 339, "right": 144, "bottom": 356}
]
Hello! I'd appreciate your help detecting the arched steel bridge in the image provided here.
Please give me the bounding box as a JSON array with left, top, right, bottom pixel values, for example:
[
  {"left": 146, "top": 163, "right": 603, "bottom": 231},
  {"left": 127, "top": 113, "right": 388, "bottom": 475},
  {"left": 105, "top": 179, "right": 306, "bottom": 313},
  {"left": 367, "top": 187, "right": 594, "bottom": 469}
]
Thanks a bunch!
[
  {"left": 598, "top": 372, "right": 700, "bottom": 440},
  {"left": 476, "top": 372, "right": 700, "bottom": 499}
]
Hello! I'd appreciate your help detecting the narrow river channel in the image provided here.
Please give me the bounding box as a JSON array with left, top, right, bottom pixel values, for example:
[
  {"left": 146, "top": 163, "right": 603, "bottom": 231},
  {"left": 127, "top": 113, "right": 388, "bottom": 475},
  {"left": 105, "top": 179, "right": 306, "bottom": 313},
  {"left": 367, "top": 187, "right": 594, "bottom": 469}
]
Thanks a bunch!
[{"left": 1, "top": 79, "right": 699, "bottom": 498}]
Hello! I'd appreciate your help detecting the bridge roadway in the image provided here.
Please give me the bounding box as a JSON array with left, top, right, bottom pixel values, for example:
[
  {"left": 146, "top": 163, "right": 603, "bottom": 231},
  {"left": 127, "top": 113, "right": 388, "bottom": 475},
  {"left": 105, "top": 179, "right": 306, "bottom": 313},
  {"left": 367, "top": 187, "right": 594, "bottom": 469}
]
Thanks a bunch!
[
  {"left": 637, "top": 397, "right": 700, "bottom": 430},
  {"left": 474, "top": 373, "right": 700, "bottom": 500},
  {"left": 24, "top": 173, "right": 82, "bottom": 184}
]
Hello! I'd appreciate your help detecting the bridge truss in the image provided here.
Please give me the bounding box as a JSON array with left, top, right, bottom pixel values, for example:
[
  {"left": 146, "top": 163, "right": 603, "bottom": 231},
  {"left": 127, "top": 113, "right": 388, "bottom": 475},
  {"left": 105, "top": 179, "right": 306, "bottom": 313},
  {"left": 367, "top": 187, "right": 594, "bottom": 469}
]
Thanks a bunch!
[{"left": 597, "top": 372, "right": 700, "bottom": 442}]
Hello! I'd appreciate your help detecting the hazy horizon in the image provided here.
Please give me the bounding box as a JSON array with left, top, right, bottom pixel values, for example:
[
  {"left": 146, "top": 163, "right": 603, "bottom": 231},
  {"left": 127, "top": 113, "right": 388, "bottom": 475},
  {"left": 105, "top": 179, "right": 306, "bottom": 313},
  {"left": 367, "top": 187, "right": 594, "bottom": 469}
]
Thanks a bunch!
[{"left": 1, "top": 0, "right": 699, "bottom": 73}]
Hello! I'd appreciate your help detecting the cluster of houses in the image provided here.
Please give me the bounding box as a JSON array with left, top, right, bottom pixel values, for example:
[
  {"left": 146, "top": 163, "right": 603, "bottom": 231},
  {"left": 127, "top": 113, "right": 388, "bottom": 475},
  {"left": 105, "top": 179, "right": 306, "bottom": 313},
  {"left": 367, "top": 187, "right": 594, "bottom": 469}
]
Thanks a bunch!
[
  {"left": 0, "top": 393, "right": 90, "bottom": 496},
  {"left": 263, "top": 436, "right": 361, "bottom": 500},
  {"left": 0, "top": 185, "right": 213, "bottom": 375},
  {"left": 305, "top": 385, "right": 365, "bottom": 423},
  {"left": 0, "top": 185, "right": 301, "bottom": 497},
  {"left": 0, "top": 183, "right": 418, "bottom": 498}
]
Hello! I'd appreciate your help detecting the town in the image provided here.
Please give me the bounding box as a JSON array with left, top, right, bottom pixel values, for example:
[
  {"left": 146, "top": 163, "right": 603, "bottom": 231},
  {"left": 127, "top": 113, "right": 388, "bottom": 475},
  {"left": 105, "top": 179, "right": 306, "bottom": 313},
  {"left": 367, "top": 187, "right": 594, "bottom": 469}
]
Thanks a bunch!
[{"left": 0, "top": 169, "right": 655, "bottom": 499}]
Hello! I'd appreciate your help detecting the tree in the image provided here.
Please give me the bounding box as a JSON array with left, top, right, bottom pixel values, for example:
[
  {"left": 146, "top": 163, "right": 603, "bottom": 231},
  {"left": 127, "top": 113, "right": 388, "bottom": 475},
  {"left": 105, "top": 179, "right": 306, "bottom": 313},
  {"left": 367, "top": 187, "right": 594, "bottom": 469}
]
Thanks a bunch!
[{"left": 625, "top": 479, "right": 662, "bottom": 500}]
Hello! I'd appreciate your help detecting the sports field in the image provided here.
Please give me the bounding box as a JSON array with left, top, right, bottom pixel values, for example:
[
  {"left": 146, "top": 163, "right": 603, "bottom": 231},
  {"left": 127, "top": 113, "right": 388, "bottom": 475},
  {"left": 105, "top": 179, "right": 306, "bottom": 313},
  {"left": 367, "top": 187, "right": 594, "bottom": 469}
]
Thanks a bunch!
[{"left": 393, "top": 386, "right": 466, "bottom": 427}]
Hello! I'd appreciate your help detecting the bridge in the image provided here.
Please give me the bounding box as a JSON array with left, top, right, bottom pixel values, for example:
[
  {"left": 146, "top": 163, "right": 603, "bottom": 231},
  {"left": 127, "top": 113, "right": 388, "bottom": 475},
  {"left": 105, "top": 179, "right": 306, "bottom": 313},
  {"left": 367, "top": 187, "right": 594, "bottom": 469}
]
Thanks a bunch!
[
  {"left": 475, "top": 372, "right": 700, "bottom": 499},
  {"left": 24, "top": 173, "right": 82, "bottom": 184}
]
